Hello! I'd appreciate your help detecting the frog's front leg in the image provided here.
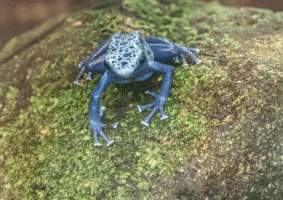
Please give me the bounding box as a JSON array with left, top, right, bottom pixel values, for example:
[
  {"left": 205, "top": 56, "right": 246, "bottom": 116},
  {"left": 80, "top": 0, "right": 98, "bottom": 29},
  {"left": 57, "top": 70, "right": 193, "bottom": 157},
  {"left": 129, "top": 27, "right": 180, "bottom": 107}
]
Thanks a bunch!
[
  {"left": 138, "top": 61, "right": 175, "bottom": 126},
  {"left": 89, "top": 72, "right": 114, "bottom": 146}
]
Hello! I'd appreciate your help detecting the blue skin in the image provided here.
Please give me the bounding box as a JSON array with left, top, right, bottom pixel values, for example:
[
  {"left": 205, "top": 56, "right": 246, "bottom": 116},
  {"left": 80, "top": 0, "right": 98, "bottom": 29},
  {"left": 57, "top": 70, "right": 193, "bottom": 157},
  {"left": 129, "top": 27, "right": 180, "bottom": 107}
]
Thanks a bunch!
[{"left": 74, "top": 31, "right": 200, "bottom": 146}]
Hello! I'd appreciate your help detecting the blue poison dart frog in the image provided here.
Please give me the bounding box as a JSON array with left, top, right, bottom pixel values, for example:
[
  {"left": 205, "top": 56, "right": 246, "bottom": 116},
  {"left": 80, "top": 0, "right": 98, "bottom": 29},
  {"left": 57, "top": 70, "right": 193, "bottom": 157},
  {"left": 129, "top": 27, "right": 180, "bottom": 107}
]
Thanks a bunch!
[{"left": 74, "top": 30, "right": 201, "bottom": 146}]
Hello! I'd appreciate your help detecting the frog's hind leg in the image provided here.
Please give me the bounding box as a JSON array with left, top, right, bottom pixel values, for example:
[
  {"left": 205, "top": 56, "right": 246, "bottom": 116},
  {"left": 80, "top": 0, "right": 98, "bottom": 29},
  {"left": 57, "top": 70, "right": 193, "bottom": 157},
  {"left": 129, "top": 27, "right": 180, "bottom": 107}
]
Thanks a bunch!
[
  {"left": 145, "top": 36, "right": 173, "bottom": 45},
  {"left": 146, "top": 36, "right": 201, "bottom": 65}
]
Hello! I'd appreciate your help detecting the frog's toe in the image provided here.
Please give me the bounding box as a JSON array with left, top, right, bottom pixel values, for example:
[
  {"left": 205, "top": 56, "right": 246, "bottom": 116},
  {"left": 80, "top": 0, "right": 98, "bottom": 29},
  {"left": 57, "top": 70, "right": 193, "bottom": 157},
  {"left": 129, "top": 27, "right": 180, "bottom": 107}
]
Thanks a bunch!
[
  {"left": 94, "top": 142, "right": 102, "bottom": 146},
  {"left": 141, "top": 107, "right": 159, "bottom": 127},
  {"left": 161, "top": 115, "right": 168, "bottom": 120},
  {"left": 141, "top": 120, "right": 150, "bottom": 126},
  {"left": 107, "top": 140, "right": 114, "bottom": 147},
  {"left": 74, "top": 79, "right": 80, "bottom": 85},
  {"left": 180, "top": 53, "right": 188, "bottom": 66},
  {"left": 112, "top": 122, "right": 118, "bottom": 129},
  {"left": 138, "top": 102, "right": 154, "bottom": 112},
  {"left": 173, "top": 56, "right": 180, "bottom": 63},
  {"left": 160, "top": 109, "right": 168, "bottom": 120},
  {"left": 86, "top": 72, "right": 92, "bottom": 80},
  {"left": 185, "top": 50, "right": 201, "bottom": 64},
  {"left": 138, "top": 105, "right": 142, "bottom": 112},
  {"left": 185, "top": 47, "right": 200, "bottom": 53},
  {"left": 145, "top": 90, "right": 159, "bottom": 98}
]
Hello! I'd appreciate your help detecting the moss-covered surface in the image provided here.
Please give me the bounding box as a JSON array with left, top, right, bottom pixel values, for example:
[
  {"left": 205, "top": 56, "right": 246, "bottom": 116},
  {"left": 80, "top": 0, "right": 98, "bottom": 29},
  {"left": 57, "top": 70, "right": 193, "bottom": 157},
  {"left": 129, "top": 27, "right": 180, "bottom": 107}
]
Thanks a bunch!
[{"left": 0, "top": 0, "right": 283, "bottom": 199}]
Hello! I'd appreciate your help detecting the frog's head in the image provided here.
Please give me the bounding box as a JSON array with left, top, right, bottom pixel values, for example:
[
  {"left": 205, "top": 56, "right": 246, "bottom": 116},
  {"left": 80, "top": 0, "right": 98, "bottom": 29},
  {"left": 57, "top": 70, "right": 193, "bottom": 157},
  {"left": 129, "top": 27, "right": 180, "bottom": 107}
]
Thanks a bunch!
[{"left": 104, "top": 30, "right": 154, "bottom": 79}]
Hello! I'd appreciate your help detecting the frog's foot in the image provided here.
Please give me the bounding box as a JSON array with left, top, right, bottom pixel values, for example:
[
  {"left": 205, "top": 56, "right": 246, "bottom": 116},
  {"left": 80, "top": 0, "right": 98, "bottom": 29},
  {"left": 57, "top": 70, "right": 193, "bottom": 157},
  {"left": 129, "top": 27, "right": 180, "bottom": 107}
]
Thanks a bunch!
[
  {"left": 173, "top": 56, "right": 180, "bottom": 63},
  {"left": 74, "top": 66, "right": 85, "bottom": 85},
  {"left": 174, "top": 54, "right": 188, "bottom": 66},
  {"left": 138, "top": 91, "right": 168, "bottom": 126},
  {"left": 74, "top": 69, "right": 92, "bottom": 85},
  {"left": 75, "top": 58, "right": 94, "bottom": 84},
  {"left": 91, "top": 123, "right": 114, "bottom": 146},
  {"left": 91, "top": 107, "right": 114, "bottom": 146},
  {"left": 180, "top": 53, "right": 188, "bottom": 66},
  {"left": 175, "top": 44, "right": 201, "bottom": 65}
]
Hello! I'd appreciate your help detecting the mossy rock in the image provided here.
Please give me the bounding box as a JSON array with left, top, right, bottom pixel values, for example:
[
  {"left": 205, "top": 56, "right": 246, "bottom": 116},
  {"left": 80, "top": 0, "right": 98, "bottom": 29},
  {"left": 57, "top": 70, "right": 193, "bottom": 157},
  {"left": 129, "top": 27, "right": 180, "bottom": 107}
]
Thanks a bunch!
[{"left": 0, "top": 0, "right": 283, "bottom": 199}]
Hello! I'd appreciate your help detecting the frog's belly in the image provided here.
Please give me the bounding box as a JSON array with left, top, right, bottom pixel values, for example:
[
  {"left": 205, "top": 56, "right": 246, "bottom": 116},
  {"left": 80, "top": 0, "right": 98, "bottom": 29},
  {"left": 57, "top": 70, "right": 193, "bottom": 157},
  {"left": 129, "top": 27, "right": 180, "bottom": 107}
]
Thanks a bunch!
[{"left": 114, "top": 72, "right": 153, "bottom": 84}]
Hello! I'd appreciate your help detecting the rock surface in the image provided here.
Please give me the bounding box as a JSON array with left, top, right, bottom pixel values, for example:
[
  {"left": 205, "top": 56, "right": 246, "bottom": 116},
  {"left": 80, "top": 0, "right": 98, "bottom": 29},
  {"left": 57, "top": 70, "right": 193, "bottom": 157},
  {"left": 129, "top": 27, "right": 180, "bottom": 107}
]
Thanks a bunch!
[{"left": 0, "top": 0, "right": 282, "bottom": 199}]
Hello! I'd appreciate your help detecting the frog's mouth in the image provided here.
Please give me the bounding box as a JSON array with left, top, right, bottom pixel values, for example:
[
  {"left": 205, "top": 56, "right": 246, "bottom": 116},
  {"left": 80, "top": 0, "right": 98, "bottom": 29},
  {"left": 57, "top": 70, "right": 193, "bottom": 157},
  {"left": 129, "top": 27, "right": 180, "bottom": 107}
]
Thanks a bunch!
[
  {"left": 116, "top": 70, "right": 133, "bottom": 78},
  {"left": 105, "top": 66, "right": 134, "bottom": 80},
  {"left": 105, "top": 52, "right": 147, "bottom": 79},
  {"left": 116, "top": 57, "right": 147, "bottom": 79}
]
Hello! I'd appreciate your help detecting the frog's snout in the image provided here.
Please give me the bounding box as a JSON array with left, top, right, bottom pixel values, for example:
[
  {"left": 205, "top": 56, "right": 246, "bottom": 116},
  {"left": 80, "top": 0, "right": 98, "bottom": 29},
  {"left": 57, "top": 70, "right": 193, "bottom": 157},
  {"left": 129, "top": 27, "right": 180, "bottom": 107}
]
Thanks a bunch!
[{"left": 116, "top": 70, "right": 132, "bottom": 78}]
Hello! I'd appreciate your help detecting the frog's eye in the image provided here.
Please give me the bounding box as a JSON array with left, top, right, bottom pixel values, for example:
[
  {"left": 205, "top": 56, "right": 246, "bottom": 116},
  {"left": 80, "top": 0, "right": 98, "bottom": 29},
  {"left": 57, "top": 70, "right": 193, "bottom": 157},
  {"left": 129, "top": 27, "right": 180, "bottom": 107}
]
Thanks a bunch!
[
  {"left": 104, "top": 60, "right": 111, "bottom": 70},
  {"left": 139, "top": 53, "right": 146, "bottom": 65}
]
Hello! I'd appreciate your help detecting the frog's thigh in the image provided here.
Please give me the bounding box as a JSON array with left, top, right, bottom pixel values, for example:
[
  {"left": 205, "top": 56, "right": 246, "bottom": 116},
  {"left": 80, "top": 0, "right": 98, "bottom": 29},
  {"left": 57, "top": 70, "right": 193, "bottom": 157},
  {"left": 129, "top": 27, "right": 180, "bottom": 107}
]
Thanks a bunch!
[
  {"left": 148, "top": 43, "right": 178, "bottom": 63},
  {"left": 145, "top": 36, "right": 173, "bottom": 45}
]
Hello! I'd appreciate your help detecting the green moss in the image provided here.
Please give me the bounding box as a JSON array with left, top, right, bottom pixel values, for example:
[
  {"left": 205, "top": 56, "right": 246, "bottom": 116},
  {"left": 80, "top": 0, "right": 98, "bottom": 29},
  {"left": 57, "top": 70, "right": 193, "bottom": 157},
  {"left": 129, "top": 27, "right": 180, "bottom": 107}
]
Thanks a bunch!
[{"left": 0, "top": 0, "right": 283, "bottom": 199}]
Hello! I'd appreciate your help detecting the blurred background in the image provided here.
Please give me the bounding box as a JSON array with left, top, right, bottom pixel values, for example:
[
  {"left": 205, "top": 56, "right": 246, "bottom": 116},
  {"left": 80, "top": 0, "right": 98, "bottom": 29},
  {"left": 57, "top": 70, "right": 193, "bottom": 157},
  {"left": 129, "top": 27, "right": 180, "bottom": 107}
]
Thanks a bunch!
[{"left": 0, "top": 0, "right": 283, "bottom": 51}]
